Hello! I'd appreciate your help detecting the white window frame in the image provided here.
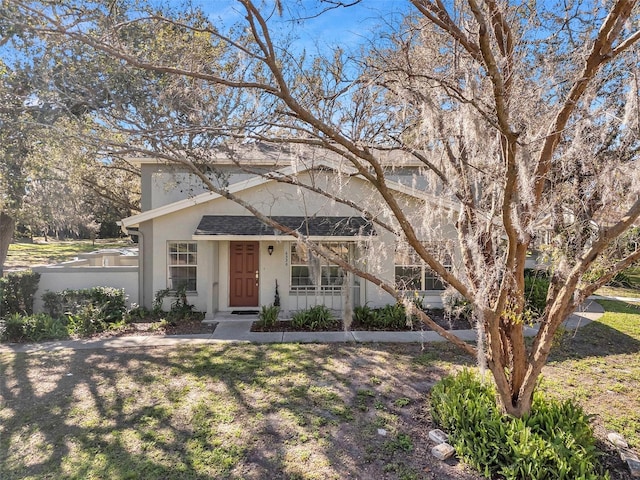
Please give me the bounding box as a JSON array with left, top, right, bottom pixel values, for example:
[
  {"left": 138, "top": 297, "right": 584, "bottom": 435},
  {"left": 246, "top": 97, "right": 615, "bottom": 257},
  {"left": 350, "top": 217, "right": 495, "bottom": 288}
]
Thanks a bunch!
[
  {"left": 290, "top": 242, "right": 350, "bottom": 292},
  {"left": 167, "top": 241, "right": 198, "bottom": 292},
  {"left": 395, "top": 242, "right": 450, "bottom": 291}
]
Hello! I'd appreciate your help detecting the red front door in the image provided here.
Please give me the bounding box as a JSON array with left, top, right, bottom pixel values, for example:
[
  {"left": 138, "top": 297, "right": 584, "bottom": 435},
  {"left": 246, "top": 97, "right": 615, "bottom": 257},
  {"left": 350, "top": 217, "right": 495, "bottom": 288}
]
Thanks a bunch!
[{"left": 229, "top": 241, "right": 259, "bottom": 307}]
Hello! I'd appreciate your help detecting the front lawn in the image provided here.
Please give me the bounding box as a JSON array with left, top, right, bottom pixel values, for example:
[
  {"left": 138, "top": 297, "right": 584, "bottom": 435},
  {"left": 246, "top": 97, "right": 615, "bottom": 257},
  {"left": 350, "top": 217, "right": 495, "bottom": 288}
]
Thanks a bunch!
[
  {"left": 0, "top": 300, "right": 638, "bottom": 479},
  {"left": 5, "top": 239, "right": 132, "bottom": 270}
]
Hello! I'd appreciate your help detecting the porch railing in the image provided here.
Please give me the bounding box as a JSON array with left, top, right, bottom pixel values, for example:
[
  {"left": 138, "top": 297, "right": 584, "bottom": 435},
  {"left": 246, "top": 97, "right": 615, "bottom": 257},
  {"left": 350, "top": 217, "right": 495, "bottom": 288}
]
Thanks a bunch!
[{"left": 288, "top": 285, "right": 361, "bottom": 312}]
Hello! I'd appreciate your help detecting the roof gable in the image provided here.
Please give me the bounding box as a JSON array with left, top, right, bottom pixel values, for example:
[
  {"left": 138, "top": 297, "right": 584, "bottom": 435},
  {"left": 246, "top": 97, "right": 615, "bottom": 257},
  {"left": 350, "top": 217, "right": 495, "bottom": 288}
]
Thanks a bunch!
[{"left": 120, "top": 158, "right": 459, "bottom": 229}]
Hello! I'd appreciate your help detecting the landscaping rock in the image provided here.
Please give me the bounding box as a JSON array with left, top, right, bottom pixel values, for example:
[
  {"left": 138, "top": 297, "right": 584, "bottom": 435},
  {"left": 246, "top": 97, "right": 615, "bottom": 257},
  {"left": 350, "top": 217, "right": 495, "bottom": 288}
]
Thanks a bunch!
[
  {"left": 428, "top": 429, "right": 449, "bottom": 445},
  {"left": 431, "top": 442, "right": 455, "bottom": 461},
  {"left": 628, "top": 458, "right": 640, "bottom": 478},
  {"left": 620, "top": 448, "right": 640, "bottom": 462},
  {"left": 377, "top": 428, "right": 387, "bottom": 436},
  {"left": 608, "top": 432, "right": 629, "bottom": 449}
]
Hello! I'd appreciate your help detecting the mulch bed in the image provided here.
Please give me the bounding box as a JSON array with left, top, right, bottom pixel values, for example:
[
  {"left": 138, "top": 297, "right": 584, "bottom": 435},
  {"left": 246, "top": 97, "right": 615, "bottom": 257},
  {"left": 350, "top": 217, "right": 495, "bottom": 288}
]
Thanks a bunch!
[{"left": 251, "top": 310, "right": 473, "bottom": 333}]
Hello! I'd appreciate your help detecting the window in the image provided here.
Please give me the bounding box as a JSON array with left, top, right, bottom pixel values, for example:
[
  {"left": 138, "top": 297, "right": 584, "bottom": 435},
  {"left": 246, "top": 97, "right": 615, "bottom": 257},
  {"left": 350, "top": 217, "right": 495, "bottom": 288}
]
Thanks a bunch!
[
  {"left": 290, "top": 243, "right": 349, "bottom": 291},
  {"left": 168, "top": 242, "right": 197, "bottom": 291},
  {"left": 395, "top": 243, "right": 450, "bottom": 291}
]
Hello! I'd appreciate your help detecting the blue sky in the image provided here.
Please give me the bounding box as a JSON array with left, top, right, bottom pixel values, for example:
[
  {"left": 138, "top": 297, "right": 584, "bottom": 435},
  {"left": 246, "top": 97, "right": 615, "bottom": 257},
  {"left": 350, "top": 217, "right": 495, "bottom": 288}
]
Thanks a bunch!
[{"left": 192, "top": 0, "right": 409, "bottom": 51}]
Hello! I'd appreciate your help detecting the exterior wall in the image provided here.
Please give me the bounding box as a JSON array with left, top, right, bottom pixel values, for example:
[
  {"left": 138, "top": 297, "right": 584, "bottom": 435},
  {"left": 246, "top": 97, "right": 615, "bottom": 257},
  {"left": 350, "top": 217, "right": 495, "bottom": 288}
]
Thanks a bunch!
[
  {"left": 150, "top": 168, "right": 259, "bottom": 211},
  {"left": 33, "top": 266, "right": 139, "bottom": 312},
  {"left": 144, "top": 172, "right": 455, "bottom": 317}
]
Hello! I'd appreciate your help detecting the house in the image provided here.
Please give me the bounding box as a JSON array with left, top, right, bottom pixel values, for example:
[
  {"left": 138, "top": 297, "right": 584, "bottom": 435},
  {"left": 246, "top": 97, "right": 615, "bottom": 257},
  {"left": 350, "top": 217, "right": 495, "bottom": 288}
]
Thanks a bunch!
[{"left": 118, "top": 145, "right": 459, "bottom": 320}]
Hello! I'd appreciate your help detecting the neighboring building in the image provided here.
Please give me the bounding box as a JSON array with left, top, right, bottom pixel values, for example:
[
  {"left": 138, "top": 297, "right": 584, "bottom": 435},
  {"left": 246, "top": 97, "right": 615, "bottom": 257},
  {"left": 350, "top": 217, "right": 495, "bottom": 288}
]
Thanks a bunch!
[{"left": 118, "top": 145, "right": 459, "bottom": 319}]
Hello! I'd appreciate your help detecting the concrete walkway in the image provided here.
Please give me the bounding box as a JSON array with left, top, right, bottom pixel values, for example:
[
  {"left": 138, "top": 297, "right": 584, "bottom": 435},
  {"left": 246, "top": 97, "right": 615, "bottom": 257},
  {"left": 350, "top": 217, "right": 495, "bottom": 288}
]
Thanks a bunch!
[{"left": 0, "top": 299, "right": 612, "bottom": 354}]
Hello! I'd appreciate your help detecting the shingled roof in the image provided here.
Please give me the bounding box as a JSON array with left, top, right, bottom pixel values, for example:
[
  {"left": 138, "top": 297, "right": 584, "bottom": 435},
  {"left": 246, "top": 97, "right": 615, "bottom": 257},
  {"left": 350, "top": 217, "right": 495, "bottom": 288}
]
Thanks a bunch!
[{"left": 194, "top": 215, "right": 375, "bottom": 237}]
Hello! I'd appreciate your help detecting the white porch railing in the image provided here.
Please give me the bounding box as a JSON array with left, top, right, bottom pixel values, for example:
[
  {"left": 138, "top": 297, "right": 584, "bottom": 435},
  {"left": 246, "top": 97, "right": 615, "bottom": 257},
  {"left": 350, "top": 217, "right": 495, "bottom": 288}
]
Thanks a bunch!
[{"left": 288, "top": 285, "right": 361, "bottom": 312}]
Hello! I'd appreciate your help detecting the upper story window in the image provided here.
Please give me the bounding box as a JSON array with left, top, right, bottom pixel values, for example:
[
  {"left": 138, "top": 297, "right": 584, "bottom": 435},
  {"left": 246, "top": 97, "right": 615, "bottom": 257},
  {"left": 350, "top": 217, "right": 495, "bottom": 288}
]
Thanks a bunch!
[
  {"left": 168, "top": 241, "right": 197, "bottom": 292},
  {"left": 395, "top": 242, "right": 451, "bottom": 291},
  {"left": 290, "top": 242, "right": 350, "bottom": 291}
]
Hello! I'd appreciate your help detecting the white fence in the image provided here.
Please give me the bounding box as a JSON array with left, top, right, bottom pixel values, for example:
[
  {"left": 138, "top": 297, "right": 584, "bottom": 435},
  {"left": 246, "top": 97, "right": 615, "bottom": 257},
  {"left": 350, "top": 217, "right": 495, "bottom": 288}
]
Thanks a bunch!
[{"left": 33, "top": 264, "right": 139, "bottom": 313}]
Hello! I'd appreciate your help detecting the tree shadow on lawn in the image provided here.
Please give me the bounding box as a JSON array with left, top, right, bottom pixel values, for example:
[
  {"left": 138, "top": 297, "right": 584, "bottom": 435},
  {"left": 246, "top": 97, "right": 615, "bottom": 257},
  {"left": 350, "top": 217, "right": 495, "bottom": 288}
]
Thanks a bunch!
[
  {"left": 550, "top": 300, "right": 640, "bottom": 362},
  {"left": 0, "top": 342, "right": 478, "bottom": 480}
]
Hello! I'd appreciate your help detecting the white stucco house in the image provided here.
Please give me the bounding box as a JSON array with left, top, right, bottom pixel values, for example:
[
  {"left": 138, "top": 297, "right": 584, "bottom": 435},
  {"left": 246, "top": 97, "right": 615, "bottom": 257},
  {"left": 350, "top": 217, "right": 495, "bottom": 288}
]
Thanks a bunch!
[{"left": 114, "top": 144, "right": 459, "bottom": 320}]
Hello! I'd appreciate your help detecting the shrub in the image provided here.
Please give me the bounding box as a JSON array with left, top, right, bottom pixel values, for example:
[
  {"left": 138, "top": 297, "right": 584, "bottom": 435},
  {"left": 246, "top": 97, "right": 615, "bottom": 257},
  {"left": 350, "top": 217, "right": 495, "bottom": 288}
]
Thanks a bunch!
[
  {"left": 291, "top": 305, "right": 335, "bottom": 330},
  {"left": 374, "top": 303, "right": 409, "bottom": 330},
  {"left": 430, "top": 369, "right": 607, "bottom": 480},
  {"left": 524, "top": 270, "right": 551, "bottom": 318},
  {"left": 0, "top": 313, "right": 68, "bottom": 343},
  {"left": 66, "top": 304, "right": 109, "bottom": 337},
  {"left": 353, "top": 304, "right": 377, "bottom": 327},
  {"left": 257, "top": 304, "right": 280, "bottom": 328},
  {"left": 0, "top": 271, "right": 40, "bottom": 316},
  {"left": 125, "top": 304, "right": 150, "bottom": 323},
  {"left": 152, "top": 286, "right": 197, "bottom": 323},
  {"left": 42, "top": 287, "right": 127, "bottom": 335},
  {"left": 42, "top": 287, "right": 126, "bottom": 321},
  {"left": 353, "top": 303, "right": 412, "bottom": 330},
  {"left": 442, "top": 287, "right": 474, "bottom": 323}
]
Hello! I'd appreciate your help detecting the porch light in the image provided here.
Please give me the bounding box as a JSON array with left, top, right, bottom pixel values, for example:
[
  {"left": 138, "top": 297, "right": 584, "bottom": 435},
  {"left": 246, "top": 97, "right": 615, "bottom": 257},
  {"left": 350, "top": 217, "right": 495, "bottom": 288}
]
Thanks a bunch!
[{"left": 267, "top": 245, "right": 274, "bottom": 256}]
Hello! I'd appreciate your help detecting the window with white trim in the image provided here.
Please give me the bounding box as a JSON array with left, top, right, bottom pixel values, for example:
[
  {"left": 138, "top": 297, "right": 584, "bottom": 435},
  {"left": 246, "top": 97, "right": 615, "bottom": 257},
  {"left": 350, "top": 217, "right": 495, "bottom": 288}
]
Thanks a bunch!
[
  {"left": 168, "top": 242, "right": 197, "bottom": 291},
  {"left": 290, "top": 242, "right": 349, "bottom": 291},
  {"left": 395, "top": 242, "right": 450, "bottom": 291}
]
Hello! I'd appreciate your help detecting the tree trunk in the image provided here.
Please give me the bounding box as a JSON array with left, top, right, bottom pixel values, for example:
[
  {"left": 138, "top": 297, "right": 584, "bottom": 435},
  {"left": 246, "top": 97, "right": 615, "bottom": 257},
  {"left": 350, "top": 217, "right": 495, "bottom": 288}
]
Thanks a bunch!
[{"left": 0, "top": 212, "right": 16, "bottom": 277}]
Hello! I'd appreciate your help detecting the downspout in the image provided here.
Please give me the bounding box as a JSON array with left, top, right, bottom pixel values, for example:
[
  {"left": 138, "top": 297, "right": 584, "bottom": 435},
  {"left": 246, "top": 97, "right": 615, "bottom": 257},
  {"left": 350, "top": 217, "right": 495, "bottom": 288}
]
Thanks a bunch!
[{"left": 120, "top": 223, "right": 144, "bottom": 308}]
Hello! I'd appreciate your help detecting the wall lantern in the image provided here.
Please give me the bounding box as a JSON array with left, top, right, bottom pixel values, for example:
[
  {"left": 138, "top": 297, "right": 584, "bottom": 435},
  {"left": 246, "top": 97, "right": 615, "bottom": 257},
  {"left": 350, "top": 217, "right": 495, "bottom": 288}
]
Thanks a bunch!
[{"left": 267, "top": 245, "right": 274, "bottom": 256}]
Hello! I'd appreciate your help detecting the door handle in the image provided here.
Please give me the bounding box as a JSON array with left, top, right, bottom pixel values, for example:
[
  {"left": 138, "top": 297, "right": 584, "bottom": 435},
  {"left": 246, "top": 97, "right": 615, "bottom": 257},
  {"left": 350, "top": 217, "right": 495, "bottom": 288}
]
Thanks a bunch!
[{"left": 255, "top": 270, "right": 259, "bottom": 286}]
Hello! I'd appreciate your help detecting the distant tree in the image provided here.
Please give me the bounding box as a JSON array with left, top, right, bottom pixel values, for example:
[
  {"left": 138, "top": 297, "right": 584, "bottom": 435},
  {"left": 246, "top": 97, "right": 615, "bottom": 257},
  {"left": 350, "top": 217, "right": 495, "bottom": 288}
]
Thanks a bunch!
[
  {"left": 6, "top": 0, "right": 640, "bottom": 417},
  {"left": 0, "top": 13, "right": 140, "bottom": 270},
  {"left": 0, "top": 56, "right": 47, "bottom": 274},
  {"left": 17, "top": 127, "right": 140, "bottom": 241}
]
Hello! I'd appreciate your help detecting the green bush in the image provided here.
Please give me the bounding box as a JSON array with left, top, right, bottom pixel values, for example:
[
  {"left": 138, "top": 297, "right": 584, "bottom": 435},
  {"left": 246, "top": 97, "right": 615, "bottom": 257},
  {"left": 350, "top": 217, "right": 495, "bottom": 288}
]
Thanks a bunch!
[
  {"left": 152, "top": 286, "right": 197, "bottom": 324},
  {"left": 374, "top": 303, "right": 409, "bottom": 330},
  {"left": 257, "top": 304, "right": 280, "bottom": 328},
  {"left": 42, "top": 287, "right": 127, "bottom": 336},
  {"left": 430, "top": 369, "right": 607, "bottom": 480},
  {"left": 66, "top": 304, "right": 109, "bottom": 337},
  {"left": 0, "top": 313, "right": 68, "bottom": 343},
  {"left": 353, "top": 304, "right": 377, "bottom": 326},
  {"left": 352, "top": 303, "right": 412, "bottom": 330},
  {"left": 0, "top": 271, "right": 40, "bottom": 316},
  {"left": 42, "top": 287, "right": 126, "bottom": 322},
  {"left": 291, "top": 305, "right": 336, "bottom": 330},
  {"left": 442, "top": 288, "right": 474, "bottom": 323},
  {"left": 524, "top": 270, "right": 551, "bottom": 318}
]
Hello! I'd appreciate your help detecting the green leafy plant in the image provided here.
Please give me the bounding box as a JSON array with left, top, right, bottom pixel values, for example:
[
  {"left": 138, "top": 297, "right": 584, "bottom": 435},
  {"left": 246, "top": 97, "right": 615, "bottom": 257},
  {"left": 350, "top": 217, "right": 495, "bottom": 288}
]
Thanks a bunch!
[
  {"left": 524, "top": 270, "right": 551, "bottom": 318},
  {"left": 291, "top": 305, "right": 336, "bottom": 330},
  {"left": 0, "top": 270, "right": 40, "bottom": 316},
  {"left": 153, "top": 286, "right": 197, "bottom": 324},
  {"left": 257, "top": 304, "right": 280, "bottom": 328},
  {"left": 125, "top": 304, "right": 150, "bottom": 323},
  {"left": 305, "top": 305, "right": 335, "bottom": 329},
  {"left": 374, "top": 303, "right": 408, "bottom": 330},
  {"left": 153, "top": 288, "right": 172, "bottom": 315},
  {"left": 41, "top": 287, "right": 127, "bottom": 337},
  {"left": 442, "top": 287, "right": 474, "bottom": 323},
  {"left": 0, "top": 313, "right": 68, "bottom": 342},
  {"left": 430, "top": 369, "right": 607, "bottom": 480},
  {"left": 42, "top": 287, "right": 126, "bottom": 324},
  {"left": 353, "top": 304, "right": 377, "bottom": 327}
]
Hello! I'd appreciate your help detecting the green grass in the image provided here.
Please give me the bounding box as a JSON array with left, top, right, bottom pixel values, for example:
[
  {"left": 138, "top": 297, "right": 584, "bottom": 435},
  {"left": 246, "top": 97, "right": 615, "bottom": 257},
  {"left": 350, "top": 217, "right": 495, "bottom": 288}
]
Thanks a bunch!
[
  {"left": 595, "top": 266, "right": 640, "bottom": 298},
  {"left": 5, "top": 239, "right": 132, "bottom": 269},
  {"left": 543, "top": 300, "right": 640, "bottom": 448},
  {"left": 0, "top": 301, "right": 638, "bottom": 479}
]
